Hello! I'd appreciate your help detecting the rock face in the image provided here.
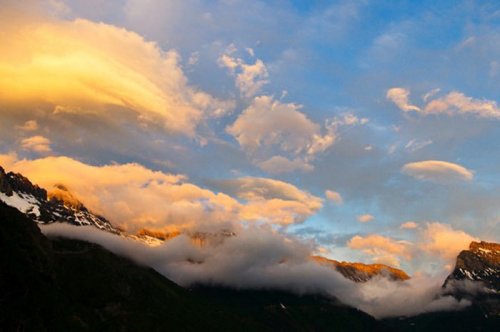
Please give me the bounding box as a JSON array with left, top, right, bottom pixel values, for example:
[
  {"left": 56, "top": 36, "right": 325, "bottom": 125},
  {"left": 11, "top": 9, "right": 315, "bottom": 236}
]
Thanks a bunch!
[
  {"left": 0, "top": 166, "right": 119, "bottom": 233},
  {"left": 444, "top": 241, "right": 500, "bottom": 292},
  {"left": 312, "top": 256, "right": 410, "bottom": 282},
  {"left": 443, "top": 241, "right": 500, "bottom": 318}
]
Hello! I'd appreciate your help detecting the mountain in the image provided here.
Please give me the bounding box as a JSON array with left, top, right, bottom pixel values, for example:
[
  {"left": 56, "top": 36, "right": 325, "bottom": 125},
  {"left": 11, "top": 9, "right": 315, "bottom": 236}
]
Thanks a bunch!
[
  {"left": 0, "top": 201, "right": 384, "bottom": 331},
  {"left": 443, "top": 241, "right": 500, "bottom": 318},
  {"left": 444, "top": 241, "right": 499, "bottom": 292},
  {"left": 385, "top": 241, "right": 500, "bottom": 331},
  {"left": 312, "top": 255, "right": 410, "bottom": 282},
  {"left": 0, "top": 166, "right": 119, "bottom": 233}
]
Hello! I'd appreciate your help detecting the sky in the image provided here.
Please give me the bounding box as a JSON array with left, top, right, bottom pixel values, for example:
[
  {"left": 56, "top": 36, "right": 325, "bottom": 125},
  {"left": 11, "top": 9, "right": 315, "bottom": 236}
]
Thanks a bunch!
[{"left": 0, "top": 0, "right": 499, "bottom": 278}]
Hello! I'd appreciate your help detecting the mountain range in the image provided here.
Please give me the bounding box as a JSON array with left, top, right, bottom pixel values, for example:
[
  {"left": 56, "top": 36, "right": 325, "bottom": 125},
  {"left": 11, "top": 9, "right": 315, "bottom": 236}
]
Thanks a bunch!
[{"left": 0, "top": 165, "right": 498, "bottom": 331}]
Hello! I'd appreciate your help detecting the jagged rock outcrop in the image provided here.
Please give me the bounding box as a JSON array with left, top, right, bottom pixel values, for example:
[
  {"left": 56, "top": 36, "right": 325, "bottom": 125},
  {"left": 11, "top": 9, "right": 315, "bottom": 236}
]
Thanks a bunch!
[
  {"left": 0, "top": 166, "right": 119, "bottom": 233},
  {"left": 444, "top": 241, "right": 500, "bottom": 292},
  {"left": 312, "top": 256, "right": 410, "bottom": 282},
  {"left": 443, "top": 241, "right": 500, "bottom": 318}
]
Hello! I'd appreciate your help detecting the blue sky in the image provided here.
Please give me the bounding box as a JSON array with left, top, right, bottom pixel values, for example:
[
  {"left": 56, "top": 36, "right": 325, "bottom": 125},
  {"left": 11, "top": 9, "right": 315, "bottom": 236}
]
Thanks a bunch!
[{"left": 0, "top": 0, "right": 499, "bottom": 274}]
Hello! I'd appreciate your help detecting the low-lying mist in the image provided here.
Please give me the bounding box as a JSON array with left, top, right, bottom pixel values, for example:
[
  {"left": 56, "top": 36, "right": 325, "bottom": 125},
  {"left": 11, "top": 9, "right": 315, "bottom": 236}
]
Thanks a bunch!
[{"left": 41, "top": 223, "right": 471, "bottom": 319}]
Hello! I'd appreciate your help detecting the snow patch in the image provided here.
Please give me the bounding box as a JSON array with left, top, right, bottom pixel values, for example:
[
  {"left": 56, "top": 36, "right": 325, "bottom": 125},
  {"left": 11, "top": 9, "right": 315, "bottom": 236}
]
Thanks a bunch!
[{"left": 0, "top": 191, "right": 41, "bottom": 217}]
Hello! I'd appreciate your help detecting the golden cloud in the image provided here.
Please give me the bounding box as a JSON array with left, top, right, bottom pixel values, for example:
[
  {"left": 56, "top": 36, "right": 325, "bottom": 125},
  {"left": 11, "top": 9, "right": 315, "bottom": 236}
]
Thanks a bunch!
[
  {"left": 1, "top": 154, "right": 321, "bottom": 231},
  {"left": 0, "top": 11, "right": 233, "bottom": 136}
]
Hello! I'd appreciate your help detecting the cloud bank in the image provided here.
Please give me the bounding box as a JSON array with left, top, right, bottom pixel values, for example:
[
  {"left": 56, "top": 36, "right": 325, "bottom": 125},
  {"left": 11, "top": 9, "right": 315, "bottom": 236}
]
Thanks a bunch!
[
  {"left": 40, "top": 223, "right": 470, "bottom": 319},
  {"left": 0, "top": 154, "right": 322, "bottom": 231}
]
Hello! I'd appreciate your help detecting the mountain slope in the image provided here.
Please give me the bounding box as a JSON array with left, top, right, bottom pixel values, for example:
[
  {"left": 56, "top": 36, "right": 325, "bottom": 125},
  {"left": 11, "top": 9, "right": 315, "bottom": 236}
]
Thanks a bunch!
[
  {"left": 385, "top": 241, "right": 500, "bottom": 331},
  {"left": 0, "top": 202, "right": 385, "bottom": 331},
  {"left": 444, "top": 241, "right": 499, "bottom": 292}
]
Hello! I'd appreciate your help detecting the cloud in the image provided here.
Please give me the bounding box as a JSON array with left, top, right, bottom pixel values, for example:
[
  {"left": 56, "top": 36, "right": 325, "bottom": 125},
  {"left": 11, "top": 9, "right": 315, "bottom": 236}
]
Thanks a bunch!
[
  {"left": 386, "top": 88, "right": 421, "bottom": 112},
  {"left": 218, "top": 50, "right": 269, "bottom": 97},
  {"left": 357, "top": 214, "right": 374, "bottom": 223},
  {"left": 424, "top": 92, "right": 500, "bottom": 119},
  {"left": 40, "top": 223, "right": 469, "bottom": 319},
  {"left": 20, "top": 135, "right": 52, "bottom": 153},
  {"left": 213, "top": 177, "right": 323, "bottom": 225},
  {"left": 400, "top": 221, "right": 419, "bottom": 229},
  {"left": 388, "top": 87, "right": 500, "bottom": 119},
  {"left": 404, "top": 139, "right": 433, "bottom": 153},
  {"left": 0, "top": 10, "right": 233, "bottom": 137},
  {"left": 347, "top": 234, "right": 413, "bottom": 267},
  {"left": 1, "top": 154, "right": 321, "bottom": 230},
  {"left": 325, "top": 190, "right": 343, "bottom": 205},
  {"left": 17, "top": 120, "right": 39, "bottom": 131},
  {"left": 226, "top": 96, "right": 363, "bottom": 173},
  {"left": 419, "top": 222, "right": 478, "bottom": 261},
  {"left": 257, "top": 156, "right": 313, "bottom": 174},
  {"left": 402, "top": 160, "right": 474, "bottom": 183},
  {"left": 227, "top": 96, "right": 323, "bottom": 153}
]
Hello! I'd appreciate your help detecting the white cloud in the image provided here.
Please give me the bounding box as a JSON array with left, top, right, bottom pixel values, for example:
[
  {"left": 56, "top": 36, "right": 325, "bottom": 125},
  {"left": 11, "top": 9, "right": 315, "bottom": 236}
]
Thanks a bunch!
[
  {"left": 388, "top": 87, "right": 500, "bottom": 119},
  {"left": 218, "top": 49, "right": 268, "bottom": 97},
  {"left": 227, "top": 96, "right": 326, "bottom": 154},
  {"left": 40, "top": 223, "right": 469, "bottom": 319},
  {"left": 402, "top": 160, "right": 474, "bottom": 183},
  {"left": 386, "top": 88, "right": 421, "bottom": 112},
  {"left": 404, "top": 139, "right": 433, "bottom": 153},
  {"left": 424, "top": 91, "right": 500, "bottom": 119}
]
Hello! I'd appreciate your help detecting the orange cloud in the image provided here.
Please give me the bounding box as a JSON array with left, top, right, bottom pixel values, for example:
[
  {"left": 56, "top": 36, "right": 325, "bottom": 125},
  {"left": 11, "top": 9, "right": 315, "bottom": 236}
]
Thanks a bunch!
[
  {"left": 1, "top": 154, "right": 321, "bottom": 231},
  {"left": 214, "top": 177, "right": 323, "bottom": 225},
  {"left": 347, "top": 234, "right": 413, "bottom": 267},
  {"left": 0, "top": 11, "right": 233, "bottom": 137},
  {"left": 419, "top": 222, "right": 478, "bottom": 261}
]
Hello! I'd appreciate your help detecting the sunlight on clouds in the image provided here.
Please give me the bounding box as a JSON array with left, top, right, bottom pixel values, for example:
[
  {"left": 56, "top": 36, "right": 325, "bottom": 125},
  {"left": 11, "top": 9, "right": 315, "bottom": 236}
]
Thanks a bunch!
[
  {"left": 419, "top": 222, "right": 478, "bottom": 261},
  {"left": 325, "top": 189, "right": 343, "bottom": 205},
  {"left": 0, "top": 12, "right": 233, "bottom": 137},
  {"left": 218, "top": 47, "right": 269, "bottom": 97},
  {"left": 213, "top": 177, "right": 323, "bottom": 225},
  {"left": 1, "top": 154, "right": 322, "bottom": 230},
  {"left": 388, "top": 87, "right": 500, "bottom": 119},
  {"left": 402, "top": 160, "right": 474, "bottom": 183},
  {"left": 386, "top": 88, "right": 421, "bottom": 112},
  {"left": 20, "top": 135, "right": 52, "bottom": 153},
  {"left": 226, "top": 96, "right": 356, "bottom": 173},
  {"left": 227, "top": 96, "right": 321, "bottom": 153},
  {"left": 347, "top": 234, "right": 413, "bottom": 267},
  {"left": 357, "top": 214, "right": 374, "bottom": 223}
]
